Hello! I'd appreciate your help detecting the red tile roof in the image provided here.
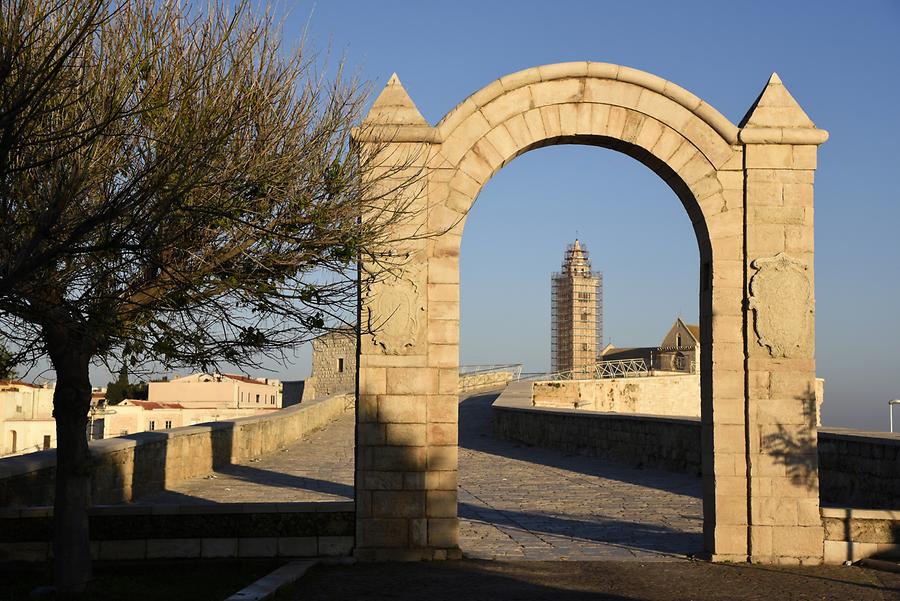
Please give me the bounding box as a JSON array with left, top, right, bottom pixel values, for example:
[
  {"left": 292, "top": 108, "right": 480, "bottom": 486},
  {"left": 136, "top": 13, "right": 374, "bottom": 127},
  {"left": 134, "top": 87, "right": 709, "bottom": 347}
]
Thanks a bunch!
[
  {"left": 223, "top": 373, "right": 263, "bottom": 385},
  {"left": 126, "top": 400, "right": 185, "bottom": 410}
]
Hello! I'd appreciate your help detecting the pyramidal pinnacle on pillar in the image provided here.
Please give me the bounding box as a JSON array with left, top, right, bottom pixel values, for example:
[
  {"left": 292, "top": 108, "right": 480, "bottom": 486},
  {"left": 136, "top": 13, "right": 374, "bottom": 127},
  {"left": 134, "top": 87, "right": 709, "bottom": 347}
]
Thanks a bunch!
[
  {"left": 362, "top": 73, "right": 430, "bottom": 126},
  {"left": 739, "top": 72, "right": 817, "bottom": 129}
]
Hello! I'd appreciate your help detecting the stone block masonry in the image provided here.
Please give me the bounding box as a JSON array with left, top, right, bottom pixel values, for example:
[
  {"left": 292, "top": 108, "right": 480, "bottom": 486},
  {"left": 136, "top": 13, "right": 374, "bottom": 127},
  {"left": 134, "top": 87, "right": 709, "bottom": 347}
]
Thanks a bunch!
[
  {"left": 533, "top": 375, "right": 700, "bottom": 416},
  {"left": 310, "top": 330, "right": 356, "bottom": 398},
  {"left": 821, "top": 508, "right": 900, "bottom": 564},
  {"left": 533, "top": 375, "right": 824, "bottom": 423},
  {"left": 0, "top": 502, "right": 354, "bottom": 562},
  {"left": 355, "top": 61, "right": 829, "bottom": 563},
  {"left": 819, "top": 428, "right": 900, "bottom": 509}
]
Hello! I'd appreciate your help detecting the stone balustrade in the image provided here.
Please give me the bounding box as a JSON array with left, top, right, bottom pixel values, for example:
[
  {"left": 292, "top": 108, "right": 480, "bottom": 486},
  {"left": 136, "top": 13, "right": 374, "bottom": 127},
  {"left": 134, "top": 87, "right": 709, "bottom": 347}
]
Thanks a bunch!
[{"left": 0, "top": 392, "right": 354, "bottom": 507}]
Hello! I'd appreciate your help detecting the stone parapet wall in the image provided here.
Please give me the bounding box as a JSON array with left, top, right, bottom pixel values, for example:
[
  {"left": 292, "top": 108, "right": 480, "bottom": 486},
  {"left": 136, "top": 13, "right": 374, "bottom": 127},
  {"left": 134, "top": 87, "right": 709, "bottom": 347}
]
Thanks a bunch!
[
  {"left": 494, "top": 383, "right": 900, "bottom": 509},
  {"left": 458, "top": 371, "right": 516, "bottom": 393},
  {"left": 0, "top": 501, "right": 354, "bottom": 562},
  {"left": 821, "top": 507, "right": 900, "bottom": 564},
  {"left": 533, "top": 375, "right": 700, "bottom": 416},
  {"left": 494, "top": 382, "right": 702, "bottom": 473},
  {"left": 818, "top": 428, "right": 900, "bottom": 509},
  {"left": 0, "top": 393, "right": 353, "bottom": 507},
  {"left": 532, "top": 375, "right": 825, "bottom": 424}
]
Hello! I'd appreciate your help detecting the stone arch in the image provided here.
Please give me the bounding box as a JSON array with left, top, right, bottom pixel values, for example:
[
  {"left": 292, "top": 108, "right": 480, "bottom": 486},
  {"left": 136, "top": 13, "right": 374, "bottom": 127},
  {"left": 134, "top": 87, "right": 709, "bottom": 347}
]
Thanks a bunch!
[{"left": 354, "top": 63, "right": 828, "bottom": 564}]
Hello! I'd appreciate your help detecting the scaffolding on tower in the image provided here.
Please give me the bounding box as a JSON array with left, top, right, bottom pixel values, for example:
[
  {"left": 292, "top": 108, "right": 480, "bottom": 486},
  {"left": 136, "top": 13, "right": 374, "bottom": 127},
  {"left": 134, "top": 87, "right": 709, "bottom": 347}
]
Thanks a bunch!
[{"left": 551, "top": 239, "right": 603, "bottom": 376}]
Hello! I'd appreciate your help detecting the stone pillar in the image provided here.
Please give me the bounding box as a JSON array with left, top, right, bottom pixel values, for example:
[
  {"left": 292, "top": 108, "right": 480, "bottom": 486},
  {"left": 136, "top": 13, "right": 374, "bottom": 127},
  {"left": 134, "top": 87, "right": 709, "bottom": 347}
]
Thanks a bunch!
[
  {"left": 353, "top": 74, "right": 460, "bottom": 560},
  {"left": 702, "top": 165, "right": 753, "bottom": 562},
  {"left": 739, "top": 73, "right": 828, "bottom": 564}
]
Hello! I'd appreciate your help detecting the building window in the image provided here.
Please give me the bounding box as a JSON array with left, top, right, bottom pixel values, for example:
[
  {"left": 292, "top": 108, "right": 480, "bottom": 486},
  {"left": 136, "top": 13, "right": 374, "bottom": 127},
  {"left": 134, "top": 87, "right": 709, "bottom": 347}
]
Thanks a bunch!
[
  {"left": 165, "top": 420, "right": 172, "bottom": 429},
  {"left": 256, "top": 394, "right": 260, "bottom": 403},
  {"left": 42, "top": 435, "right": 51, "bottom": 450},
  {"left": 337, "top": 358, "right": 344, "bottom": 373},
  {"left": 271, "top": 395, "right": 275, "bottom": 405},
  {"left": 676, "top": 333, "right": 682, "bottom": 347},
  {"left": 582, "top": 343, "right": 589, "bottom": 351},
  {"left": 675, "top": 353, "right": 686, "bottom": 370},
  {"left": 581, "top": 312, "right": 589, "bottom": 321},
  {"left": 148, "top": 420, "right": 156, "bottom": 431}
]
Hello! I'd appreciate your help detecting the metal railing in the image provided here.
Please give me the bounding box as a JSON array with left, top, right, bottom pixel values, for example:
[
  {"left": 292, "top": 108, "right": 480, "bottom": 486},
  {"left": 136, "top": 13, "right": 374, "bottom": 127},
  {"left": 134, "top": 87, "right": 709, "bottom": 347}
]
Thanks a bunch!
[
  {"left": 518, "top": 358, "right": 650, "bottom": 382},
  {"left": 459, "top": 364, "right": 523, "bottom": 380}
]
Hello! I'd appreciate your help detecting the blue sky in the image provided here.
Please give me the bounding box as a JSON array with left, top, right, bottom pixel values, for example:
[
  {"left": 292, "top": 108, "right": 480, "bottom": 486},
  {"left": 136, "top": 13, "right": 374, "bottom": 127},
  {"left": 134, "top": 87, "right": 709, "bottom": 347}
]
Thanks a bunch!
[
  {"left": 279, "top": 0, "right": 899, "bottom": 431},
  {"left": 80, "top": 1, "right": 898, "bottom": 432}
]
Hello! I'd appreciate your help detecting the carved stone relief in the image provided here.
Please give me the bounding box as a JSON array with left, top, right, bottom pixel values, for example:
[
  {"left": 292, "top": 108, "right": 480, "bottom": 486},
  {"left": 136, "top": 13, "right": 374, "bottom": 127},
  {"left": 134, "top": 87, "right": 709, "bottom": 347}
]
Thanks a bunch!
[
  {"left": 748, "top": 252, "right": 813, "bottom": 358},
  {"left": 364, "top": 262, "right": 426, "bottom": 354}
]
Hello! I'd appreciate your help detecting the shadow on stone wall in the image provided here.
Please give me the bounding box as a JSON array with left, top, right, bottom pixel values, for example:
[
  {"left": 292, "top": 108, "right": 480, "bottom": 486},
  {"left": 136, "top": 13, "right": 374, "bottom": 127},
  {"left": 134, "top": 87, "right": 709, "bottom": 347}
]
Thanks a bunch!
[
  {"left": 759, "top": 385, "right": 819, "bottom": 491},
  {"left": 103, "top": 420, "right": 237, "bottom": 503}
]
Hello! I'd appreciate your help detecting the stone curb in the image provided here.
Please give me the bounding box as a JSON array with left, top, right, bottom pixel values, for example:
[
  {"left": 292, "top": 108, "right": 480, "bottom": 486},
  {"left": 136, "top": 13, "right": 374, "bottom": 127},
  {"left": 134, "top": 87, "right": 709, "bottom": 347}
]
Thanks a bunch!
[{"left": 224, "top": 559, "right": 316, "bottom": 601}]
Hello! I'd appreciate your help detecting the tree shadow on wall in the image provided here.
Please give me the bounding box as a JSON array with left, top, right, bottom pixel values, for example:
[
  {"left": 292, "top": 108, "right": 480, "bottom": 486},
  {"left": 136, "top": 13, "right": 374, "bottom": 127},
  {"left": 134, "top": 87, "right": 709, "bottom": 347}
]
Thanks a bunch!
[{"left": 759, "top": 384, "right": 819, "bottom": 491}]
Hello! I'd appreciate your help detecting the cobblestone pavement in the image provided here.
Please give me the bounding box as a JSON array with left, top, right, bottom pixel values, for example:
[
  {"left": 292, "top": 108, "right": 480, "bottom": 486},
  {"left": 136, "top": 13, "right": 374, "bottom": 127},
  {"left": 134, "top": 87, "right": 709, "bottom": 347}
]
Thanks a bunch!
[
  {"left": 458, "top": 391, "right": 702, "bottom": 561},
  {"left": 138, "top": 389, "right": 703, "bottom": 561},
  {"left": 138, "top": 406, "right": 356, "bottom": 504}
]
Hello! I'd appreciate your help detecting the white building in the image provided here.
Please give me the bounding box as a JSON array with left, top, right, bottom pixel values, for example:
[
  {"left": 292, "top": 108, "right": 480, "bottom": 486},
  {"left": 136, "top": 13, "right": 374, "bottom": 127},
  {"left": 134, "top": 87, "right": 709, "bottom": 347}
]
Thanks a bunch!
[
  {"left": 147, "top": 372, "right": 282, "bottom": 409},
  {"left": 101, "top": 373, "right": 283, "bottom": 437},
  {"left": 0, "top": 380, "right": 55, "bottom": 456}
]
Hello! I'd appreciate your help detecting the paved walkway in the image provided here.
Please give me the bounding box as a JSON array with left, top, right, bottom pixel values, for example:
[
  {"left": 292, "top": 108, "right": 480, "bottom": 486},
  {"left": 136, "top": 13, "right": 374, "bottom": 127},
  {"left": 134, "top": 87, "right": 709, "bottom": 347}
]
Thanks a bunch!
[
  {"left": 138, "top": 389, "right": 703, "bottom": 561},
  {"left": 285, "top": 561, "right": 900, "bottom": 601},
  {"left": 457, "top": 391, "right": 701, "bottom": 560},
  {"left": 138, "top": 405, "right": 356, "bottom": 504}
]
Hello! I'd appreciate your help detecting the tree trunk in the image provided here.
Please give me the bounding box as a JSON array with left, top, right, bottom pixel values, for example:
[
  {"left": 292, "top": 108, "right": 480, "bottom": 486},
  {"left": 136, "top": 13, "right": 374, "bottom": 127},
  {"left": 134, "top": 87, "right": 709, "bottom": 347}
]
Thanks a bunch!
[{"left": 49, "top": 348, "right": 94, "bottom": 596}]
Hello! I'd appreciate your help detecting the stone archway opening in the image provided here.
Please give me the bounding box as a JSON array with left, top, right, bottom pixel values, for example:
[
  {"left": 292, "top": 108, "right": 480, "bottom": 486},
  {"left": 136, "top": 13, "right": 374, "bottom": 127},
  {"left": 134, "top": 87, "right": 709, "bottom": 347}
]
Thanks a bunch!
[
  {"left": 354, "top": 63, "right": 827, "bottom": 565},
  {"left": 452, "top": 142, "right": 706, "bottom": 560},
  {"left": 458, "top": 135, "right": 703, "bottom": 560}
]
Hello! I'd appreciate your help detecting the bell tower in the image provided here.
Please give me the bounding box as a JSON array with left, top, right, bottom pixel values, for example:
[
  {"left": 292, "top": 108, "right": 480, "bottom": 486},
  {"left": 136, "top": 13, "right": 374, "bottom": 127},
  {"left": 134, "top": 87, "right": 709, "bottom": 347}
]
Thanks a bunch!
[{"left": 551, "top": 239, "right": 603, "bottom": 374}]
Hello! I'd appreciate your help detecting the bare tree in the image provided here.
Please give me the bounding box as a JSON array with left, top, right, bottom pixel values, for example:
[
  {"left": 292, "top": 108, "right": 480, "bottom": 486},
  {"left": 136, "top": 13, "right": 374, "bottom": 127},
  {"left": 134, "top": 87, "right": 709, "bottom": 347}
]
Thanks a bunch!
[{"left": 0, "top": 0, "right": 420, "bottom": 594}]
